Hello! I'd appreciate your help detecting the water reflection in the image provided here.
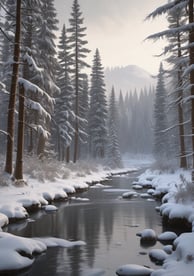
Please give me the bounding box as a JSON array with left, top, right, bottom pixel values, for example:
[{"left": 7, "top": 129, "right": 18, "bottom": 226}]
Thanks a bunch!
[{"left": 7, "top": 172, "right": 163, "bottom": 276}]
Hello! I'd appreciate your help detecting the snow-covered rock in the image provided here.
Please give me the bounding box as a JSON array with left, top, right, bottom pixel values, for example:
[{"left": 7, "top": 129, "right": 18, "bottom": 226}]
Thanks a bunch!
[
  {"left": 158, "top": 231, "right": 177, "bottom": 243},
  {"left": 137, "top": 229, "right": 157, "bottom": 240},
  {"left": 122, "top": 191, "right": 137, "bottom": 199},
  {"left": 44, "top": 205, "right": 58, "bottom": 212},
  {"left": 132, "top": 184, "right": 143, "bottom": 190},
  {"left": 149, "top": 249, "right": 168, "bottom": 265},
  {"left": 116, "top": 264, "right": 153, "bottom": 276}
]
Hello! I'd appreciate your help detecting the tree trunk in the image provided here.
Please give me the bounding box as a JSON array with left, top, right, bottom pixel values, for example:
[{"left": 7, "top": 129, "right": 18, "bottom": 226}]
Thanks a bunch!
[
  {"left": 66, "top": 146, "right": 70, "bottom": 163},
  {"left": 177, "top": 30, "right": 187, "bottom": 168},
  {"left": 4, "top": 0, "right": 21, "bottom": 175},
  {"left": 73, "top": 40, "right": 79, "bottom": 163},
  {"left": 189, "top": 0, "right": 194, "bottom": 180},
  {"left": 14, "top": 84, "right": 25, "bottom": 180}
]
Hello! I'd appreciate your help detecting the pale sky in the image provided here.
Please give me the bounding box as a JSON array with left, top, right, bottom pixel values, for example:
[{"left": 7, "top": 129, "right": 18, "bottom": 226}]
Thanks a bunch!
[{"left": 55, "top": 0, "right": 168, "bottom": 75}]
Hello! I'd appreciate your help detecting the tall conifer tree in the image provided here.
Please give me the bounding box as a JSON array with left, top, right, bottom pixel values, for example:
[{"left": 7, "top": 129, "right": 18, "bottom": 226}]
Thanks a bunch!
[
  {"left": 68, "top": 0, "right": 90, "bottom": 163},
  {"left": 88, "top": 49, "right": 108, "bottom": 158}
]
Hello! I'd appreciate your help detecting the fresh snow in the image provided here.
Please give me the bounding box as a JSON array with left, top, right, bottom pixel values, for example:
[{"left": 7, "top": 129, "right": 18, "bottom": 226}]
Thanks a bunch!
[{"left": 0, "top": 232, "right": 85, "bottom": 272}]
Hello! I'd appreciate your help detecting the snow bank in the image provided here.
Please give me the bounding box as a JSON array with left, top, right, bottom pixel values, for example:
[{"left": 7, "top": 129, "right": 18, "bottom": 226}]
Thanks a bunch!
[
  {"left": 152, "top": 233, "right": 194, "bottom": 276},
  {"left": 0, "top": 232, "right": 86, "bottom": 272}
]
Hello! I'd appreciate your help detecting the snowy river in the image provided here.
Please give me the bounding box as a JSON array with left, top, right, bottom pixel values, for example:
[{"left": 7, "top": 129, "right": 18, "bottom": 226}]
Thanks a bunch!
[{"left": 7, "top": 170, "right": 164, "bottom": 276}]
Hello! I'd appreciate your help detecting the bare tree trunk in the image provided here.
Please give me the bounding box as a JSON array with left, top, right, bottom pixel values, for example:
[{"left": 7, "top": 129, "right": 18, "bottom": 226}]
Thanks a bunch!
[
  {"left": 189, "top": 0, "right": 194, "bottom": 180},
  {"left": 14, "top": 84, "right": 25, "bottom": 180},
  {"left": 4, "top": 0, "right": 21, "bottom": 175}
]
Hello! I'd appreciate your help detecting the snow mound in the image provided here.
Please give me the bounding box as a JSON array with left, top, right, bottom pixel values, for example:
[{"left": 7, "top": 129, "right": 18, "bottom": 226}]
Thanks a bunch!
[
  {"left": 116, "top": 264, "right": 153, "bottom": 276},
  {"left": 0, "top": 232, "right": 86, "bottom": 272},
  {"left": 0, "top": 204, "right": 28, "bottom": 220},
  {"left": 0, "top": 213, "right": 9, "bottom": 229}
]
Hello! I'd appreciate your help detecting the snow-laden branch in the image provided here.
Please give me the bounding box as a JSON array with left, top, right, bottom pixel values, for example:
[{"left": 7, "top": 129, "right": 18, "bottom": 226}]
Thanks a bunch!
[
  {"left": 146, "top": 22, "right": 194, "bottom": 42},
  {"left": 26, "top": 98, "right": 51, "bottom": 121},
  {"left": 159, "top": 119, "right": 190, "bottom": 133},
  {"left": 183, "top": 64, "right": 194, "bottom": 77},
  {"left": 0, "top": 130, "right": 12, "bottom": 140},
  {"left": 30, "top": 124, "right": 50, "bottom": 139},
  {"left": 23, "top": 52, "right": 43, "bottom": 73},
  {"left": 145, "top": 0, "right": 188, "bottom": 20},
  {"left": 181, "top": 94, "right": 194, "bottom": 104},
  {"left": 18, "top": 78, "right": 55, "bottom": 105}
]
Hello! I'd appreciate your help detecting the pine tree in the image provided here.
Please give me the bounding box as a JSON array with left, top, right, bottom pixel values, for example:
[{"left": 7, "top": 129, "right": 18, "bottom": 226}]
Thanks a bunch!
[
  {"left": 34, "top": 0, "right": 59, "bottom": 158},
  {"left": 107, "top": 87, "right": 123, "bottom": 168},
  {"left": 68, "top": 0, "right": 90, "bottom": 163},
  {"left": 88, "top": 49, "right": 108, "bottom": 158},
  {"left": 56, "top": 24, "right": 74, "bottom": 162},
  {"left": 153, "top": 63, "right": 169, "bottom": 162}
]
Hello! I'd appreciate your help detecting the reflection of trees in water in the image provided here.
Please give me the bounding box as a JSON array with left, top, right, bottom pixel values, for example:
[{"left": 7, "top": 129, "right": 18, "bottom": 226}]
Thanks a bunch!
[
  {"left": 102, "top": 203, "right": 114, "bottom": 249},
  {"left": 83, "top": 205, "right": 101, "bottom": 267}
]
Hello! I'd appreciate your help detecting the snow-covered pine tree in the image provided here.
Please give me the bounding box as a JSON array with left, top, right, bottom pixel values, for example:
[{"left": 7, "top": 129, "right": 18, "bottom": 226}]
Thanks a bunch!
[
  {"left": 67, "top": 0, "right": 90, "bottom": 163},
  {"left": 146, "top": 0, "right": 194, "bottom": 174},
  {"left": 88, "top": 49, "right": 108, "bottom": 159},
  {"left": 107, "top": 87, "right": 123, "bottom": 169},
  {"left": 33, "top": 0, "right": 59, "bottom": 158},
  {"left": 0, "top": 0, "right": 16, "bottom": 155},
  {"left": 56, "top": 24, "right": 74, "bottom": 162},
  {"left": 153, "top": 63, "right": 169, "bottom": 162},
  {"left": 147, "top": 3, "right": 188, "bottom": 168}
]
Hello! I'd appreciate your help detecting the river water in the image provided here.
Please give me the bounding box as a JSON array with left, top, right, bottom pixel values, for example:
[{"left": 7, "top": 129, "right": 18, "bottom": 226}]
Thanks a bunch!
[{"left": 7, "top": 170, "right": 164, "bottom": 276}]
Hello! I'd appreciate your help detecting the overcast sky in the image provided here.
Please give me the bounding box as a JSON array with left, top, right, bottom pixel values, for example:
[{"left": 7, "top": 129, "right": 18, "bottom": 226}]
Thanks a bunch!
[{"left": 54, "top": 0, "right": 167, "bottom": 75}]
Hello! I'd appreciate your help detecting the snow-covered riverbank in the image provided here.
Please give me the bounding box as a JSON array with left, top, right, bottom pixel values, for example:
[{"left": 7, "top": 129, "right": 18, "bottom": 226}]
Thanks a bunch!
[{"left": 117, "top": 168, "right": 194, "bottom": 276}]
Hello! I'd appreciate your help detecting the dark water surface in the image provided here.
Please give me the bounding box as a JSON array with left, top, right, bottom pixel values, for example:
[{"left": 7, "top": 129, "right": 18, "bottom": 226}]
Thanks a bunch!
[{"left": 7, "top": 170, "right": 164, "bottom": 276}]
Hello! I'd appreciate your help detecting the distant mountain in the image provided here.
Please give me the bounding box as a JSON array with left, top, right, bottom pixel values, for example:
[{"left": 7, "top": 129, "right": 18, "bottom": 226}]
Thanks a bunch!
[{"left": 104, "top": 65, "right": 156, "bottom": 96}]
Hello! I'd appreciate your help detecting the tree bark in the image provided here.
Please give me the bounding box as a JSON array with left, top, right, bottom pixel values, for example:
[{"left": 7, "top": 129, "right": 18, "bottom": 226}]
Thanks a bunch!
[
  {"left": 177, "top": 29, "right": 187, "bottom": 168},
  {"left": 4, "top": 0, "right": 21, "bottom": 175},
  {"left": 14, "top": 84, "right": 25, "bottom": 180},
  {"left": 189, "top": 0, "right": 194, "bottom": 180}
]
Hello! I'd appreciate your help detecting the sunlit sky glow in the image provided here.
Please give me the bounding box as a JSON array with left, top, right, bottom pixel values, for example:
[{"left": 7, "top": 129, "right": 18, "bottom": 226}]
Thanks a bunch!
[{"left": 55, "top": 0, "right": 168, "bottom": 75}]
